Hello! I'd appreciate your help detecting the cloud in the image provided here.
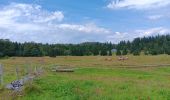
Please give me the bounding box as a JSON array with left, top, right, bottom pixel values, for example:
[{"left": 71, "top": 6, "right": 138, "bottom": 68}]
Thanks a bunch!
[
  {"left": 107, "top": 27, "right": 170, "bottom": 43},
  {"left": 136, "top": 27, "right": 170, "bottom": 37},
  {"left": 56, "top": 23, "right": 110, "bottom": 34},
  {"left": 0, "top": 3, "right": 64, "bottom": 23},
  {"left": 107, "top": 0, "right": 170, "bottom": 10},
  {"left": 106, "top": 32, "right": 129, "bottom": 43},
  {"left": 0, "top": 3, "right": 111, "bottom": 43},
  {"left": 0, "top": 3, "right": 169, "bottom": 44},
  {"left": 147, "top": 15, "right": 163, "bottom": 20}
]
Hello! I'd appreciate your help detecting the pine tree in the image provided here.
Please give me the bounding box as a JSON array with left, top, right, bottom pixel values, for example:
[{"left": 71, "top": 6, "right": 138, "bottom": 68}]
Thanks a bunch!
[
  {"left": 122, "top": 48, "right": 128, "bottom": 55},
  {"left": 108, "top": 50, "right": 112, "bottom": 56},
  {"left": 133, "top": 49, "right": 140, "bottom": 56},
  {"left": 116, "top": 49, "right": 121, "bottom": 56}
]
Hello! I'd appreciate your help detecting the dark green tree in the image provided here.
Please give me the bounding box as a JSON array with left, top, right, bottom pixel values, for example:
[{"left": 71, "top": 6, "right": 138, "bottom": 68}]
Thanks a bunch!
[
  {"left": 122, "top": 48, "right": 128, "bottom": 55},
  {"left": 116, "top": 49, "right": 121, "bottom": 56}
]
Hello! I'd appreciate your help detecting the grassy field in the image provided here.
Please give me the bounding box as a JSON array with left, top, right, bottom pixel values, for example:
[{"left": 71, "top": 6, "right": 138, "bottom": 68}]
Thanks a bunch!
[{"left": 1, "top": 55, "right": 170, "bottom": 100}]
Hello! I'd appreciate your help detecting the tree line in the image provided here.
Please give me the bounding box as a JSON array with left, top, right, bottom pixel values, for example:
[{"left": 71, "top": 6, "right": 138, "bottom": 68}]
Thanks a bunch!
[
  {"left": 1, "top": 35, "right": 170, "bottom": 57},
  {"left": 116, "top": 35, "right": 170, "bottom": 56},
  {"left": 0, "top": 39, "right": 115, "bottom": 57}
]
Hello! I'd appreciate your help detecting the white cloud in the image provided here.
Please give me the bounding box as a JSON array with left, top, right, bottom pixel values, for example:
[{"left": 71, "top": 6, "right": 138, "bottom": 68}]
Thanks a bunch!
[
  {"left": 106, "top": 32, "right": 129, "bottom": 43},
  {"left": 0, "top": 3, "right": 64, "bottom": 23},
  {"left": 56, "top": 23, "right": 110, "bottom": 34},
  {"left": 0, "top": 3, "right": 169, "bottom": 44},
  {"left": 0, "top": 3, "right": 111, "bottom": 43},
  {"left": 136, "top": 27, "right": 170, "bottom": 37},
  {"left": 107, "top": 27, "right": 170, "bottom": 43},
  {"left": 147, "top": 15, "right": 163, "bottom": 20},
  {"left": 107, "top": 0, "right": 170, "bottom": 10}
]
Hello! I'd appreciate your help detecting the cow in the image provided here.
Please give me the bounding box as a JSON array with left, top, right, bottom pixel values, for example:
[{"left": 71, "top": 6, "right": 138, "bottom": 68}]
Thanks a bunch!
[{"left": 118, "top": 56, "right": 128, "bottom": 61}]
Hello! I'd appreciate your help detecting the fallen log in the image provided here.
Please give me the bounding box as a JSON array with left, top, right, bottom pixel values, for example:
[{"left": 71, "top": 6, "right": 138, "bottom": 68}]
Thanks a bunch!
[{"left": 52, "top": 69, "right": 74, "bottom": 72}]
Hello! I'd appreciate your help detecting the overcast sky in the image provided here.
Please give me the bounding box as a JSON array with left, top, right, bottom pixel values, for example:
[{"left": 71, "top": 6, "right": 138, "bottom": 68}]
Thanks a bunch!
[{"left": 0, "top": 0, "right": 169, "bottom": 43}]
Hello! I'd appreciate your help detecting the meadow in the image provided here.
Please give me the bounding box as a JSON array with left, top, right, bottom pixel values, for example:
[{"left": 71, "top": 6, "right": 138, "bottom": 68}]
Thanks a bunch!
[{"left": 1, "top": 55, "right": 170, "bottom": 100}]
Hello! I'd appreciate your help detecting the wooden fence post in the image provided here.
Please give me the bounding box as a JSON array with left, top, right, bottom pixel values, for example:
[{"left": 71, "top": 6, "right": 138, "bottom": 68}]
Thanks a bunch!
[
  {"left": 16, "top": 67, "right": 19, "bottom": 80},
  {"left": 0, "top": 64, "right": 3, "bottom": 86}
]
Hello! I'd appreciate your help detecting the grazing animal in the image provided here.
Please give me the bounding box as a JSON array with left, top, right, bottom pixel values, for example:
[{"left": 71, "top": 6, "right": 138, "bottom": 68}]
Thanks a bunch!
[{"left": 118, "top": 56, "right": 128, "bottom": 61}]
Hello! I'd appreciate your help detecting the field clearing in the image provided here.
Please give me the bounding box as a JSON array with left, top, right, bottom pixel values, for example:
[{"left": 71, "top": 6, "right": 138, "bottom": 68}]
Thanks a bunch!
[{"left": 0, "top": 55, "right": 170, "bottom": 100}]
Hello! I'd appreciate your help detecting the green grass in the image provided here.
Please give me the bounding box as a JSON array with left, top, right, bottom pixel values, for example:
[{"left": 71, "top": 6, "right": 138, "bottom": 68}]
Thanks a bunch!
[
  {"left": 1, "top": 55, "right": 170, "bottom": 100},
  {"left": 19, "top": 67, "right": 170, "bottom": 100}
]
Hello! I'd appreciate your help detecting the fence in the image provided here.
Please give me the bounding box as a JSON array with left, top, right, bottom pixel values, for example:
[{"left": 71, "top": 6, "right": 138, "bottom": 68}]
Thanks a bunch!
[
  {"left": 0, "top": 64, "right": 3, "bottom": 86},
  {"left": 0, "top": 63, "right": 43, "bottom": 90}
]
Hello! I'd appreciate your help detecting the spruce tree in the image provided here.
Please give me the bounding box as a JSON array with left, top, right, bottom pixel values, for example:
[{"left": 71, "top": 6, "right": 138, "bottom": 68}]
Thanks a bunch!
[{"left": 116, "top": 49, "right": 121, "bottom": 56}]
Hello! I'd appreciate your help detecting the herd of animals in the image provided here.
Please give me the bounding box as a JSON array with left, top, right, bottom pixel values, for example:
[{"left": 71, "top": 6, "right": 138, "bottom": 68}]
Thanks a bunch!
[{"left": 105, "top": 56, "right": 129, "bottom": 61}]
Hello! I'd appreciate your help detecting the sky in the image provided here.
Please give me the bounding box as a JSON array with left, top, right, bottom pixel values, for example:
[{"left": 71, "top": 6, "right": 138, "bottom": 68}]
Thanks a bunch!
[{"left": 0, "top": 0, "right": 170, "bottom": 44}]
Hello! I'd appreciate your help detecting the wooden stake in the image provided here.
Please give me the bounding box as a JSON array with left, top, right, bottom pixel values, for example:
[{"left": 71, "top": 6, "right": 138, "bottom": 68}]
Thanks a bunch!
[
  {"left": 0, "top": 64, "right": 3, "bottom": 86},
  {"left": 16, "top": 67, "right": 19, "bottom": 80}
]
